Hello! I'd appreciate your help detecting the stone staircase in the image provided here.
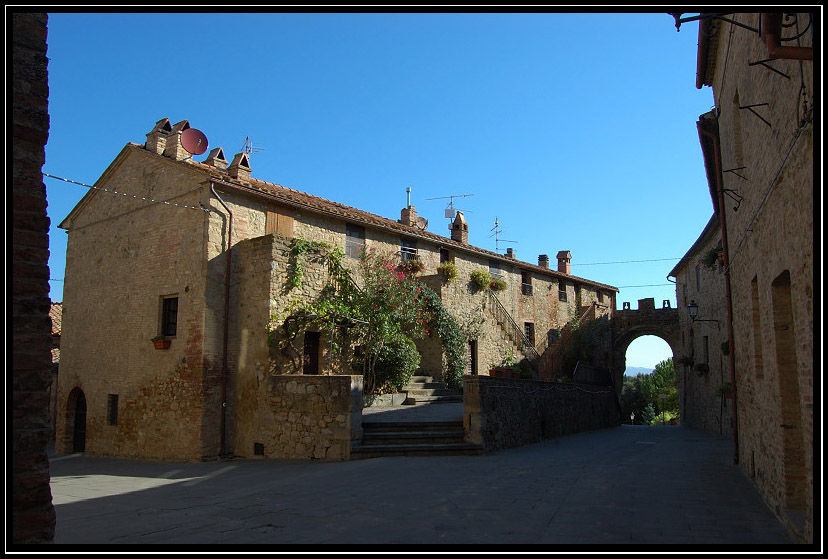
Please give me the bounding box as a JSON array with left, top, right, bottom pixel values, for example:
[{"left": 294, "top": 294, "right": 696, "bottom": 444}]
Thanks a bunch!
[
  {"left": 350, "top": 420, "right": 483, "bottom": 459},
  {"left": 401, "top": 375, "right": 463, "bottom": 405}
]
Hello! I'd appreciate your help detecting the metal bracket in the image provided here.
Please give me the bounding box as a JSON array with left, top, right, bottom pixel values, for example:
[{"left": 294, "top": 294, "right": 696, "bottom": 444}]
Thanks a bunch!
[
  {"left": 723, "top": 167, "right": 748, "bottom": 181},
  {"left": 739, "top": 103, "right": 772, "bottom": 128},
  {"left": 669, "top": 13, "right": 759, "bottom": 33},
  {"left": 723, "top": 188, "right": 744, "bottom": 211},
  {"left": 748, "top": 58, "right": 791, "bottom": 79}
]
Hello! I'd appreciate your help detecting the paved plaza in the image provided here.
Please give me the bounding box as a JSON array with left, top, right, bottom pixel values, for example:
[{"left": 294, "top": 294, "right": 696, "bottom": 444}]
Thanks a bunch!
[{"left": 47, "top": 404, "right": 796, "bottom": 548}]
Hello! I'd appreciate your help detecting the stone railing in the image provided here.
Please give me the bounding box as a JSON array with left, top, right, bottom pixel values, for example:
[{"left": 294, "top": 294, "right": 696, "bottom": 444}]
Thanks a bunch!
[{"left": 463, "top": 375, "right": 619, "bottom": 453}]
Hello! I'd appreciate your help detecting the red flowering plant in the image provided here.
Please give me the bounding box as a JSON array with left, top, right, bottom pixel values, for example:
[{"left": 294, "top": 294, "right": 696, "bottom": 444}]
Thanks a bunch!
[{"left": 354, "top": 248, "right": 434, "bottom": 393}]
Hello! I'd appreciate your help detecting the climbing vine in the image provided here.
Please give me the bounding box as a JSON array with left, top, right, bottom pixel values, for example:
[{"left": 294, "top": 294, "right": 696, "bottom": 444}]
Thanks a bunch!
[
  {"left": 268, "top": 245, "right": 468, "bottom": 394},
  {"left": 287, "top": 237, "right": 331, "bottom": 290}
]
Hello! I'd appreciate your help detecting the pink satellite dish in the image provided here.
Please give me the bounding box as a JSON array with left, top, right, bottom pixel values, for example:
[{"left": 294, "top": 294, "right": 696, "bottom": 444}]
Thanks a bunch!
[{"left": 181, "top": 127, "right": 209, "bottom": 155}]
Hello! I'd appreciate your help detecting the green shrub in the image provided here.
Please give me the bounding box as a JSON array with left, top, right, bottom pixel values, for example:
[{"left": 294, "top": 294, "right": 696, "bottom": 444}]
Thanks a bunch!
[
  {"left": 374, "top": 334, "right": 421, "bottom": 393},
  {"left": 470, "top": 269, "right": 491, "bottom": 290}
]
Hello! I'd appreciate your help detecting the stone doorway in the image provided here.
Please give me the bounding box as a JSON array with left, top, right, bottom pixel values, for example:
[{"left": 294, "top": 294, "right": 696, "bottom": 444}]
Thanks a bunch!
[
  {"left": 303, "top": 331, "right": 321, "bottom": 375},
  {"left": 65, "top": 387, "right": 87, "bottom": 453}
]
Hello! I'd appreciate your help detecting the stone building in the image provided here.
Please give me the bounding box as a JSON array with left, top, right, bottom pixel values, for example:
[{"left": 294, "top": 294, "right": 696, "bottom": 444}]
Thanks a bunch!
[
  {"left": 54, "top": 117, "right": 619, "bottom": 463},
  {"left": 49, "top": 301, "right": 62, "bottom": 439},
  {"left": 674, "top": 11, "right": 814, "bottom": 544},
  {"left": 668, "top": 215, "right": 734, "bottom": 436},
  {"left": 11, "top": 10, "right": 55, "bottom": 544}
]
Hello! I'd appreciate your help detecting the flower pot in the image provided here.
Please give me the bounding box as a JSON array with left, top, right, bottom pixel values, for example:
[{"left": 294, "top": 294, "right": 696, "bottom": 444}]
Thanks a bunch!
[{"left": 153, "top": 339, "right": 171, "bottom": 349}]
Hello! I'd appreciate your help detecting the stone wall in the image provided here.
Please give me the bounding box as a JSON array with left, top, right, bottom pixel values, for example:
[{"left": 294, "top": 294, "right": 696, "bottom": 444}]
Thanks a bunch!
[
  {"left": 248, "top": 375, "right": 363, "bottom": 460},
  {"left": 463, "top": 375, "right": 620, "bottom": 453},
  {"left": 701, "top": 12, "right": 813, "bottom": 543},
  {"left": 57, "top": 147, "right": 213, "bottom": 461},
  {"left": 672, "top": 225, "right": 734, "bottom": 436},
  {"left": 12, "top": 11, "right": 56, "bottom": 544}
]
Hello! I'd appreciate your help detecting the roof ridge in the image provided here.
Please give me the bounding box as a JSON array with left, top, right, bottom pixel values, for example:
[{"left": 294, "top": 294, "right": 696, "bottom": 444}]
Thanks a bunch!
[{"left": 130, "top": 143, "right": 618, "bottom": 292}]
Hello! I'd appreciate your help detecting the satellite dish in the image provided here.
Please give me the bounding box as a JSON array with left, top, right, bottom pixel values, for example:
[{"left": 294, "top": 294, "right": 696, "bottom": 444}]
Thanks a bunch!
[
  {"left": 181, "top": 128, "right": 209, "bottom": 155},
  {"left": 414, "top": 216, "right": 429, "bottom": 231}
]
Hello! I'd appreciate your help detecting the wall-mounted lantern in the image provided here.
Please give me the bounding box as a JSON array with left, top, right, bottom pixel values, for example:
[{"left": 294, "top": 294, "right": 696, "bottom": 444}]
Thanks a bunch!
[{"left": 687, "top": 299, "right": 719, "bottom": 325}]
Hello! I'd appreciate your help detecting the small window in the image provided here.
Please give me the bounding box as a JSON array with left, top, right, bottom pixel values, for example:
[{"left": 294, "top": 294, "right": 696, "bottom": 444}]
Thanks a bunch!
[
  {"left": 489, "top": 260, "right": 501, "bottom": 280},
  {"left": 400, "top": 238, "right": 418, "bottom": 261},
  {"left": 521, "top": 271, "right": 533, "bottom": 296},
  {"left": 439, "top": 248, "right": 450, "bottom": 264},
  {"left": 695, "top": 264, "right": 701, "bottom": 292},
  {"left": 598, "top": 291, "right": 604, "bottom": 303},
  {"left": 107, "top": 394, "right": 119, "bottom": 426},
  {"left": 558, "top": 282, "right": 567, "bottom": 302},
  {"left": 345, "top": 224, "right": 365, "bottom": 259},
  {"left": 162, "top": 296, "right": 178, "bottom": 337},
  {"left": 523, "top": 322, "right": 535, "bottom": 346},
  {"left": 266, "top": 207, "right": 294, "bottom": 237}
]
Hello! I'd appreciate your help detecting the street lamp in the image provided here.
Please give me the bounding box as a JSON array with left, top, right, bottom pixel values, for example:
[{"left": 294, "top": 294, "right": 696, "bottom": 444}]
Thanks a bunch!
[{"left": 687, "top": 300, "right": 719, "bottom": 325}]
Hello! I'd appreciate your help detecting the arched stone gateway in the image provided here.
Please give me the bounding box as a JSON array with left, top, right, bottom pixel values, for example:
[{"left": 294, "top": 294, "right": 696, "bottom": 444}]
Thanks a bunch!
[{"left": 610, "top": 298, "right": 680, "bottom": 397}]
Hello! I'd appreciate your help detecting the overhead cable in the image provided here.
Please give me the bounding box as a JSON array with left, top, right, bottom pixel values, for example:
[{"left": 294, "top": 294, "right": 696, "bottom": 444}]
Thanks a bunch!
[{"left": 43, "top": 173, "right": 210, "bottom": 213}]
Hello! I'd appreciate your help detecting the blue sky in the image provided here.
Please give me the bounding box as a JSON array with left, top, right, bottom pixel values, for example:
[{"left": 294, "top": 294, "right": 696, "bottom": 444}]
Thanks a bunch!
[{"left": 42, "top": 12, "right": 715, "bottom": 371}]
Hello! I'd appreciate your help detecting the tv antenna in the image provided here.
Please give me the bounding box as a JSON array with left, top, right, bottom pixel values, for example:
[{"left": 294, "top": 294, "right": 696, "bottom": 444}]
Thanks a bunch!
[
  {"left": 425, "top": 193, "right": 475, "bottom": 220},
  {"left": 240, "top": 136, "right": 266, "bottom": 158},
  {"left": 489, "top": 217, "right": 518, "bottom": 253}
]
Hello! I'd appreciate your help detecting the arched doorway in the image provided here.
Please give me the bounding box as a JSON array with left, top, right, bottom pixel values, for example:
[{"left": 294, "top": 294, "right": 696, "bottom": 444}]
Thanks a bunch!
[{"left": 65, "top": 387, "right": 87, "bottom": 453}]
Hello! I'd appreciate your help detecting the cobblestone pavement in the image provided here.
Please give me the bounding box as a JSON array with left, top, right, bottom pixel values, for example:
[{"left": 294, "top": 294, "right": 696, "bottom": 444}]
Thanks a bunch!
[{"left": 47, "top": 408, "right": 796, "bottom": 548}]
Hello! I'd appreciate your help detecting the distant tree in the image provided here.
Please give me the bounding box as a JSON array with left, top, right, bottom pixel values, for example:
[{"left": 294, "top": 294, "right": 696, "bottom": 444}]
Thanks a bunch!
[
  {"left": 641, "top": 403, "right": 657, "bottom": 425},
  {"left": 620, "top": 358, "right": 679, "bottom": 424},
  {"left": 621, "top": 373, "right": 650, "bottom": 424},
  {"left": 648, "top": 358, "right": 679, "bottom": 417}
]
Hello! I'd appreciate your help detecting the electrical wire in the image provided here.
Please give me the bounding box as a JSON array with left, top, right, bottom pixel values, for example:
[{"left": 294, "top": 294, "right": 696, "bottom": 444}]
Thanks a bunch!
[
  {"left": 42, "top": 173, "right": 210, "bottom": 213},
  {"left": 572, "top": 258, "right": 682, "bottom": 266}
]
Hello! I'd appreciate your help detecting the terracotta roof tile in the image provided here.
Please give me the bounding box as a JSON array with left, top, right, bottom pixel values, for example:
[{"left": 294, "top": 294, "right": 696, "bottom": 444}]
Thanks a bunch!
[
  {"left": 49, "top": 302, "right": 62, "bottom": 337},
  {"left": 131, "top": 143, "right": 619, "bottom": 292}
]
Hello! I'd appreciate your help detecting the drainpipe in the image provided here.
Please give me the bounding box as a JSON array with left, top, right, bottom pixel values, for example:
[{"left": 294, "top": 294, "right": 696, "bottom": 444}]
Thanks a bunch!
[
  {"left": 760, "top": 13, "right": 813, "bottom": 61},
  {"left": 697, "top": 122, "right": 739, "bottom": 465},
  {"left": 210, "top": 182, "right": 232, "bottom": 458}
]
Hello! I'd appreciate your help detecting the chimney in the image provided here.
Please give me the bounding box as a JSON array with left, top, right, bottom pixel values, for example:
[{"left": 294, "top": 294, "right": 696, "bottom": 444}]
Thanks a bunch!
[
  {"left": 204, "top": 147, "right": 228, "bottom": 170},
  {"left": 145, "top": 117, "right": 172, "bottom": 155},
  {"left": 399, "top": 205, "right": 417, "bottom": 227},
  {"left": 228, "top": 152, "right": 252, "bottom": 180},
  {"left": 505, "top": 247, "right": 515, "bottom": 259},
  {"left": 556, "top": 250, "right": 572, "bottom": 274},
  {"left": 538, "top": 254, "right": 549, "bottom": 268},
  {"left": 450, "top": 211, "right": 468, "bottom": 244},
  {"left": 163, "top": 120, "right": 191, "bottom": 161}
]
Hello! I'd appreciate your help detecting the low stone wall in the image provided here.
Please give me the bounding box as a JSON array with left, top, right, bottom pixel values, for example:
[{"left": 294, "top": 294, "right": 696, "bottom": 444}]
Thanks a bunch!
[
  {"left": 253, "top": 375, "right": 363, "bottom": 460},
  {"left": 463, "top": 375, "right": 620, "bottom": 452}
]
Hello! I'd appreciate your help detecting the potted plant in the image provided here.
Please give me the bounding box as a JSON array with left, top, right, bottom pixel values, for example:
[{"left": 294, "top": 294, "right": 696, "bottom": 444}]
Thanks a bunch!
[
  {"left": 470, "top": 269, "right": 492, "bottom": 291},
  {"left": 151, "top": 335, "right": 170, "bottom": 349},
  {"left": 437, "top": 261, "right": 458, "bottom": 283},
  {"left": 489, "top": 278, "right": 507, "bottom": 292}
]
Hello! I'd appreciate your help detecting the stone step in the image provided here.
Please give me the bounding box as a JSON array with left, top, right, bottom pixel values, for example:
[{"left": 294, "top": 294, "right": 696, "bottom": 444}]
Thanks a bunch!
[
  {"left": 404, "top": 388, "right": 461, "bottom": 397},
  {"left": 403, "top": 394, "right": 462, "bottom": 405},
  {"left": 354, "top": 420, "right": 481, "bottom": 459},
  {"left": 403, "top": 381, "right": 445, "bottom": 390},
  {"left": 361, "top": 430, "right": 466, "bottom": 445},
  {"left": 361, "top": 420, "right": 462, "bottom": 433},
  {"left": 350, "top": 442, "right": 484, "bottom": 459}
]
